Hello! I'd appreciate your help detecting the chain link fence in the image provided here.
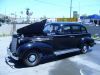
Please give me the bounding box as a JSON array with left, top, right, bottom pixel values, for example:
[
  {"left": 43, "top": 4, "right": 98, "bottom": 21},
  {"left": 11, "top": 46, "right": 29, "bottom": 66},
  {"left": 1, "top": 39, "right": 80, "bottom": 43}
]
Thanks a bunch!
[{"left": 0, "top": 18, "right": 100, "bottom": 37}]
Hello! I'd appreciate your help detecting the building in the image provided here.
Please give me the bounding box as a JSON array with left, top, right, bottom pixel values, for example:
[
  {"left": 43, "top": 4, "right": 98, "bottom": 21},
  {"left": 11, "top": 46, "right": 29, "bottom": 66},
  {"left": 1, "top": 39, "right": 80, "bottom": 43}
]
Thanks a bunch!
[{"left": 80, "top": 14, "right": 100, "bottom": 26}]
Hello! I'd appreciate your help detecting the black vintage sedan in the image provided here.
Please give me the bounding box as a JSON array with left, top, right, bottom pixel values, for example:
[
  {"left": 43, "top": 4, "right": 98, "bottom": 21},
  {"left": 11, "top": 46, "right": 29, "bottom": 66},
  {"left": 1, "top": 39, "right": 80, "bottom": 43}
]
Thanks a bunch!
[{"left": 7, "top": 20, "right": 95, "bottom": 66}]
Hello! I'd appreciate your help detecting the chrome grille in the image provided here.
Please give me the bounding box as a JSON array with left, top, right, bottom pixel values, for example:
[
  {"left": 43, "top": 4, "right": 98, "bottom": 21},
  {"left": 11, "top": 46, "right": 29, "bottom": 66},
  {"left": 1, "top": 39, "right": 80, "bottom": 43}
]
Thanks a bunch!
[{"left": 11, "top": 37, "right": 17, "bottom": 53}]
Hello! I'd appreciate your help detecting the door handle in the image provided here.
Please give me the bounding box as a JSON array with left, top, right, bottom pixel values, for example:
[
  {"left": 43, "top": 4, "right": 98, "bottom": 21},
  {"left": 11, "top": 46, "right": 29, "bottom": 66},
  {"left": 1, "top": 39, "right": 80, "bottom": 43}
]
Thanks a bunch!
[{"left": 69, "top": 36, "right": 75, "bottom": 38}]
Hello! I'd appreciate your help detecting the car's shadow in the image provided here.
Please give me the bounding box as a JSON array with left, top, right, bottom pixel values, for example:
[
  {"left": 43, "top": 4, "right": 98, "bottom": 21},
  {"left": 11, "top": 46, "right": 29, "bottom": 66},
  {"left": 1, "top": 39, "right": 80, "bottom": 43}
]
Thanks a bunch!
[{"left": 5, "top": 49, "right": 92, "bottom": 69}]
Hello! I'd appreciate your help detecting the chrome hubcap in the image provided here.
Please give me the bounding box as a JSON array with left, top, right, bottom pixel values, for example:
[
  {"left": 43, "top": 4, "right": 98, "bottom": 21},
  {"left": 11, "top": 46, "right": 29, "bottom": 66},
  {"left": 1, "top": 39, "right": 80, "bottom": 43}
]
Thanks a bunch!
[{"left": 29, "top": 55, "right": 36, "bottom": 62}]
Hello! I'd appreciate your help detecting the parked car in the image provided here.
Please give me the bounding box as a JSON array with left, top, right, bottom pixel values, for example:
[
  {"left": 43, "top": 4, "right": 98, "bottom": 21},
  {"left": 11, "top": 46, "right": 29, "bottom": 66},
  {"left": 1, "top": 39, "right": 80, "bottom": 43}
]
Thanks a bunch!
[{"left": 7, "top": 19, "right": 95, "bottom": 67}]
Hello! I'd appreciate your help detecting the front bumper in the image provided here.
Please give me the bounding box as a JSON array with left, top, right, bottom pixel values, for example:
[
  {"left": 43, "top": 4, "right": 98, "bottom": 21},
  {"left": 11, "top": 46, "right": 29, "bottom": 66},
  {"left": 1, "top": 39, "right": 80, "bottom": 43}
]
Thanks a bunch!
[{"left": 7, "top": 48, "right": 19, "bottom": 60}]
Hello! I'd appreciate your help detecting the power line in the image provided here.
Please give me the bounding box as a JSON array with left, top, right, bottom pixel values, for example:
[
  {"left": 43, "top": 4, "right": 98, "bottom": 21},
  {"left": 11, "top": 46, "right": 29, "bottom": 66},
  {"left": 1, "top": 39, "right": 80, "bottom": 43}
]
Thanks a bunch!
[{"left": 34, "top": 0, "right": 66, "bottom": 8}]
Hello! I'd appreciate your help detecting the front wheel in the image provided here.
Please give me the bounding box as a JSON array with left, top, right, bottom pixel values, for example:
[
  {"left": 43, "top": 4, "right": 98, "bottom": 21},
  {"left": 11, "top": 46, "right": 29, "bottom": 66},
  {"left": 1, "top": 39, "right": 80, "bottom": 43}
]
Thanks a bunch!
[
  {"left": 22, "top": 51, "right": 41, "bottom": 67},
  {"left": 80, "top": 45, "right": 89, "bottom": 54}
]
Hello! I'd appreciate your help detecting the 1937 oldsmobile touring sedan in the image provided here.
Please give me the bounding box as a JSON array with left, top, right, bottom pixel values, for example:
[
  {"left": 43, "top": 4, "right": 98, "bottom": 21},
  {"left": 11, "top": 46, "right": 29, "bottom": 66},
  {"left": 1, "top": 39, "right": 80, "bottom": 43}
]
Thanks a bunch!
[{"left": 7, "top": 19, "right": 95, "bottom": 66}]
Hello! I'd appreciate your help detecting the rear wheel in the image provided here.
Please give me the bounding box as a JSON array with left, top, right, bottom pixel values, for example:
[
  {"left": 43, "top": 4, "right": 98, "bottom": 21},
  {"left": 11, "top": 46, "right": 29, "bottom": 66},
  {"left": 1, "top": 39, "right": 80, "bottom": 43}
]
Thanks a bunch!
[
  {"left": 80, "top": 45, "right": 89, "bottom": 54},
  {"left": 22, "top": 51, "right": 41, "bottom": 67}
]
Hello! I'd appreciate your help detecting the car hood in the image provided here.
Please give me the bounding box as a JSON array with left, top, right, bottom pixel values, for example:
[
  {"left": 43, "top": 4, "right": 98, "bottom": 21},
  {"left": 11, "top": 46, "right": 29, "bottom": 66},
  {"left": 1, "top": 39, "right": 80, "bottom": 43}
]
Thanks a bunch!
[{"left": 17, "top": 19, "right": 47, "bottom": 36}]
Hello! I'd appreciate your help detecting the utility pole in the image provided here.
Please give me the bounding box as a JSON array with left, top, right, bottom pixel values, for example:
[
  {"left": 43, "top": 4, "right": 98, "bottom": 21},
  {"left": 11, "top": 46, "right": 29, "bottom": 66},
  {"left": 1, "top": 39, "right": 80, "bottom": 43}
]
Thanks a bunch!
[
  {"left": 70, "top": 0, "right": 72, "bottom": 18},
  {"left": 13, "top": 12, "right": 16, "bottom": 34},
  {"left": 79, "top": 2, "right": 80, "bottom": 17},
  {"left": 11, "top": 12, "right": 16, "bottom": 35}
]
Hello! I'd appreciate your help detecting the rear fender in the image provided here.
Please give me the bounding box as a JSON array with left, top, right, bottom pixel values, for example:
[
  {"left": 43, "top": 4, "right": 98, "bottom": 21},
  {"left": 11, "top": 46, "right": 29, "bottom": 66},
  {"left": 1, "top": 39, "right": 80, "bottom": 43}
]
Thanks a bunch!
[{"left": 80, "top": 37, "right": 94, "bottom": 47}]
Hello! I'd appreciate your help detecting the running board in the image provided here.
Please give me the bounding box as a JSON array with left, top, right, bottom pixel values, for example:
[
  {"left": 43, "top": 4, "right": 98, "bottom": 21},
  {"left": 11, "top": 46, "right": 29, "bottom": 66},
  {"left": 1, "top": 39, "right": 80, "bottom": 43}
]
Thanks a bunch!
[{"left": 54, "top": 49, "right": 80, "bottom": 56}]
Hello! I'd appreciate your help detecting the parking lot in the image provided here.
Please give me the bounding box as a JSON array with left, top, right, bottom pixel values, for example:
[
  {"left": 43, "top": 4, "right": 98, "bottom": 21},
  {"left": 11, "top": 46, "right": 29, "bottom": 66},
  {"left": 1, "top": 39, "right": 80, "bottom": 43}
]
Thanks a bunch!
[{"left": 0, "top": 36, "right": 100, "bottom": 75}]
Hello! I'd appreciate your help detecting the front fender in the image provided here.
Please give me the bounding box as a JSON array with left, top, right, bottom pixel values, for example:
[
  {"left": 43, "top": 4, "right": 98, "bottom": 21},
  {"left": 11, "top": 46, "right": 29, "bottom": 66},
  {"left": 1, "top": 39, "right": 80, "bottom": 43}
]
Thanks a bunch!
[{"left": 17, "top": 42, "right": 53, "bottom": 58}]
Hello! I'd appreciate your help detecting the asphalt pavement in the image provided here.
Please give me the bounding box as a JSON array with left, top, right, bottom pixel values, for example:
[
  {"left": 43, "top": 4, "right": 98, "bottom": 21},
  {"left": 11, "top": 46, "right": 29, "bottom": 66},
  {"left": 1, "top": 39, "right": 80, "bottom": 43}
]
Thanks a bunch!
[{"left": 0, "top": 36, "right": 100, "bottom": 75}]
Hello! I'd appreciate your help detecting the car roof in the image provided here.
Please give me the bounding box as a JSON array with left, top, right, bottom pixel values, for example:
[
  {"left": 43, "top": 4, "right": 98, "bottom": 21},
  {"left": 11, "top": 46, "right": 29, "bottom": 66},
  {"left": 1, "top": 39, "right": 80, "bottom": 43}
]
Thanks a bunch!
[{"left": 46, "top": 22, "right": 83, "bottom": 26}]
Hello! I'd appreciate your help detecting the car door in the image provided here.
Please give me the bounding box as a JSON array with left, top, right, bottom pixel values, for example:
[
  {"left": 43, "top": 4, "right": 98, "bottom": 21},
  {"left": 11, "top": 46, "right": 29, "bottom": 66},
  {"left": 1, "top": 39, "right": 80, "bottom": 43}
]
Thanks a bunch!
[
  {"left": 49, "top": 25, "right": 74, "bottom": 50},
  {"left": 48, "top": 24, "right": 68, "bottom": 50},
  {"left": 43, "top": 24, "right": 72, "bottom": 50},
  {"left": 43, "top": 24, "right": 65, "bottom": 50},
  {"left": 58, "top": 25, "right": 73, "bottom": 49},
  {"left": 70, "top": 25, "right": 82, "bottom": 48}
]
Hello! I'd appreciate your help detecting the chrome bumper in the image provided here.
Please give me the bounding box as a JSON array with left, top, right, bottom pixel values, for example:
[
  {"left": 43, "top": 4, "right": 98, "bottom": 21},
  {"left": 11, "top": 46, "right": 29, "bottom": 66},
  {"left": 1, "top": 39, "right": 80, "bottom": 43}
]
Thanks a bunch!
[{"left": 7, "top": 48, "right": 19, "bottom": 60}]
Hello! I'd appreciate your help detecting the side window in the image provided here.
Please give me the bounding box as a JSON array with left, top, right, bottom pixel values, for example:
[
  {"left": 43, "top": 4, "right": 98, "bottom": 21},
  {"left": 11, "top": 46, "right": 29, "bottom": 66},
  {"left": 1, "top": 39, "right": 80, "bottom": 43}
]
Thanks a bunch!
[
  {"left": 81, "top": 26, "right": 87, "bottom": 33},
  {"left": 43, "top": 24, "right": 59, "bottom": 34},
  {"left": 63, "top": 26, "right": 71, "bottom": 34},
  {"left": 72, "top": 26, "right": 81, "bottom": 34},
  {"left": 43, "top": 25, "right": 53, "bottom": 33},
  {"left": 56, "top": 26, "right": 71, "bottom": 35}
]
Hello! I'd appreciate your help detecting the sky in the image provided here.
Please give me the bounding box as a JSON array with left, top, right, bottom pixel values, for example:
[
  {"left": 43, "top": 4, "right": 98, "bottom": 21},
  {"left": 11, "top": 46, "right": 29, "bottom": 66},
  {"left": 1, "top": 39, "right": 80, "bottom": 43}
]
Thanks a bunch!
[{"left": 0, "top": 0, "right": 100, "bottom": 18}]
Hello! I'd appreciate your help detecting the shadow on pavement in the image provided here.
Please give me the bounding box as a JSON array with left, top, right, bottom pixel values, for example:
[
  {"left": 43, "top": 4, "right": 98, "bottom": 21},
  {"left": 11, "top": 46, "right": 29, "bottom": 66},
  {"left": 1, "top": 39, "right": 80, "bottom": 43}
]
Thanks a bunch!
[
  {"left": 49, "top": 49, "right": 92, "bottom": 75},
  {"left": 5, "top": 50, "right": 92, "bottom": 69}
]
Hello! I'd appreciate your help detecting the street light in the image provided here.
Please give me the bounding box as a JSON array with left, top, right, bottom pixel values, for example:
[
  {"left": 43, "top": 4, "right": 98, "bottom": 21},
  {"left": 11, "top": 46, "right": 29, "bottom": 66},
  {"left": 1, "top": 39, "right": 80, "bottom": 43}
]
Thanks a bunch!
[{"left": 26, "top": 8, "right": 30, "bottom": 23}]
